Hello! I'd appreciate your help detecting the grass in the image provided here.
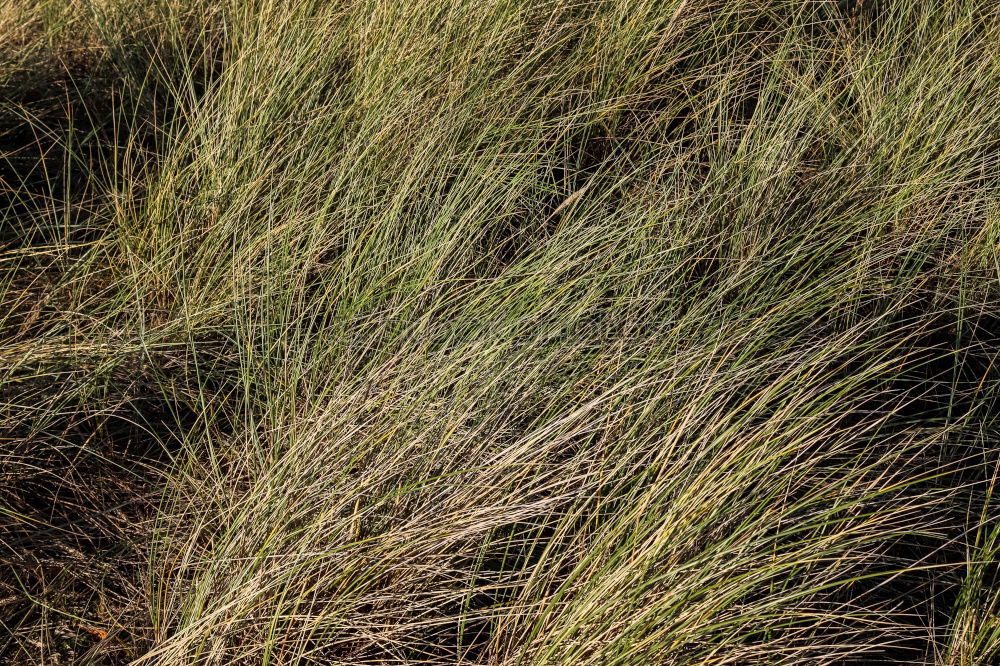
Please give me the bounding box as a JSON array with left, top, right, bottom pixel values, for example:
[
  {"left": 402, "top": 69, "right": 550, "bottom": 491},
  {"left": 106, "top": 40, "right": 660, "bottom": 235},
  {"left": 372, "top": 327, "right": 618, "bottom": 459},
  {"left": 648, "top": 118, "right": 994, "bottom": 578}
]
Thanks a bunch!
[{"left": 2, "top": 0, "right": 999, "bottom": 663}]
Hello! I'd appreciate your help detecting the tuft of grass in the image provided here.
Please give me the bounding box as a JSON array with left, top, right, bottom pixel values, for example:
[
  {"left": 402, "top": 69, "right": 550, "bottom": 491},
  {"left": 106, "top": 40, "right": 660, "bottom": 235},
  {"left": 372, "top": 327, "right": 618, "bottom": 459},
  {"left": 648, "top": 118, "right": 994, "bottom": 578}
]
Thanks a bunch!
[{"left": 3, "top": 0, "right": 1000, "bottom": 664}]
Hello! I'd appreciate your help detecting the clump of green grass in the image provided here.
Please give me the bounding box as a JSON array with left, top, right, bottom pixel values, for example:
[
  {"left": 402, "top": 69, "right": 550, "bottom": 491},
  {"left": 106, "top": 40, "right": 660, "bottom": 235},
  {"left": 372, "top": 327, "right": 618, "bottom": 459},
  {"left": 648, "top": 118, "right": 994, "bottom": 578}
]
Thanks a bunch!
[{"left": 3, "top": 0, "right": 1000, "bottom": 664}]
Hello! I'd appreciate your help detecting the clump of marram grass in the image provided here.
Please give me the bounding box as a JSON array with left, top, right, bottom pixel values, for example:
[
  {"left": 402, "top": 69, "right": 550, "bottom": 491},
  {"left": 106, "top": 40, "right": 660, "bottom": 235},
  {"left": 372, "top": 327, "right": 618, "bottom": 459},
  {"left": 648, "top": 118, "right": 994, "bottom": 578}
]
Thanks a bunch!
[{"left": 3, "top": 0, "right": 1000, "bottom": 664}]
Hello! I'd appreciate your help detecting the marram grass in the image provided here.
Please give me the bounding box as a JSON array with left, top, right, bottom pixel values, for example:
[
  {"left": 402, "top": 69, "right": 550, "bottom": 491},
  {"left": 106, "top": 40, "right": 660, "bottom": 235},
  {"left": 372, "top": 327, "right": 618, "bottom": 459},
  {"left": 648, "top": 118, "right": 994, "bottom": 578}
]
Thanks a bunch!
[{"left": 2, "top": 1, "right": 999, "bottom": 664}]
